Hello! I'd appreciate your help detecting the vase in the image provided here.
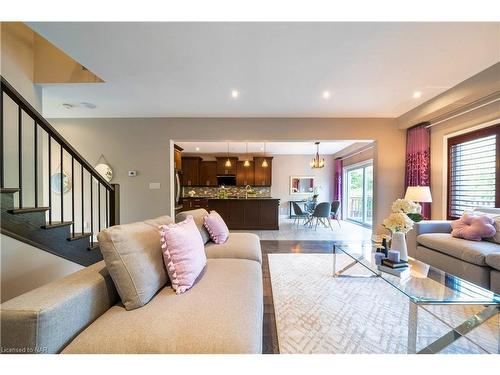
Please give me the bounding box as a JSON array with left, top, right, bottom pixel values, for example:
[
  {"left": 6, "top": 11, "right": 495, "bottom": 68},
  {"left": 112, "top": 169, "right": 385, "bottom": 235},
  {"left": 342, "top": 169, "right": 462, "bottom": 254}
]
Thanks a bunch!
[{"left": 390, "top": 232, "right": 408, "bottom": 262}]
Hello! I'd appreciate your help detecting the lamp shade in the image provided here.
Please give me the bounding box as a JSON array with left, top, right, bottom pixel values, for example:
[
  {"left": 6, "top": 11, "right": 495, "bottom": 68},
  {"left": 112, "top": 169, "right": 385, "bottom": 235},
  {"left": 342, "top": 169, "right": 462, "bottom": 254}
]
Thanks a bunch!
[{"left": 405, "top": 186, "right": 432, "bottom": 203}]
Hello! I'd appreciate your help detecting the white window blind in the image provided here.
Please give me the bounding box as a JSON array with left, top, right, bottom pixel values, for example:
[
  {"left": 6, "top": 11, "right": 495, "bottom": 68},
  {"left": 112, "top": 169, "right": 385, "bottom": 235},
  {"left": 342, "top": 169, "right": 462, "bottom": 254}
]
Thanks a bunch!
[{"left": 448, "top": 132, "right": 498, "bottom": 218}]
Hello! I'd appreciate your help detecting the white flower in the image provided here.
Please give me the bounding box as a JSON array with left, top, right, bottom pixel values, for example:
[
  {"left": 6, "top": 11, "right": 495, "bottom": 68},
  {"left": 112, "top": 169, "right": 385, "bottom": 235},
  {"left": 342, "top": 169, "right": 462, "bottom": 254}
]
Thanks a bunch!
[
  {"left": 391, "top": 198, "right": 421, "bottom": 214},
  {"left": 383, "top": 212, "right": 414, "bottom": 233}
]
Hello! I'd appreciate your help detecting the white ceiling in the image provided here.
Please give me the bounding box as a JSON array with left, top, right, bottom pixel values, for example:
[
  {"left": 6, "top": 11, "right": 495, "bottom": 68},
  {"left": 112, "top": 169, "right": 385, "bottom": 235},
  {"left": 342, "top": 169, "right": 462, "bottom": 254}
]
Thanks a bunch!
[
  {"left": 28, "top": 22, "right": 500, "bottom": 118},
  {"left": 177, "top": 141, "right": 359, "bottom": 155}
]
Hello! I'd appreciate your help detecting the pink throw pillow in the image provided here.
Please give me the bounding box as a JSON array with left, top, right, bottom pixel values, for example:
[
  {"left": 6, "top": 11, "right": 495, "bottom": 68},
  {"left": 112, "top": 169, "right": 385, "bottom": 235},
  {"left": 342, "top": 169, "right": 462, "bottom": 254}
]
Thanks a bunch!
[
  {"left": 451, "top": 213, "right": 496, "bottom": 241},
  {"left": 159, "top": 216, "right": 207, "bottom": 294},
  {"left": 203, "top": 211, "right": 229, "bottom": 244}
]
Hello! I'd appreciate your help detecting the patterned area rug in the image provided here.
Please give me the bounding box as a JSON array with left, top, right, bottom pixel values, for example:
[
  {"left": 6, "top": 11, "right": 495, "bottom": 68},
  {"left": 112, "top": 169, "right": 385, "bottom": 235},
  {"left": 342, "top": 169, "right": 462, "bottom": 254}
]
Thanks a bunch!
[{"left": 268, "top": 253, "right": 499, "bottom": 354}]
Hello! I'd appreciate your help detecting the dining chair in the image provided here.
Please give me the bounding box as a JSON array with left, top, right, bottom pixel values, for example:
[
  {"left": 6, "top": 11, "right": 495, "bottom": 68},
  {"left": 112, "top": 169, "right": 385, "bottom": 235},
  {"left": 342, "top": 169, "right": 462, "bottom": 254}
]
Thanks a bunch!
[
  {"left": 330, "top": 200, "right": 341, "bottom": 228},
  {"left": 291, "top": 201, "right": 309, "bottom": 226},
  {"left": 310, "top": 202, "right": 334, "bottom": 230},
  {"left": 305, "top": 201, "right": 316, "bottom": 214}
]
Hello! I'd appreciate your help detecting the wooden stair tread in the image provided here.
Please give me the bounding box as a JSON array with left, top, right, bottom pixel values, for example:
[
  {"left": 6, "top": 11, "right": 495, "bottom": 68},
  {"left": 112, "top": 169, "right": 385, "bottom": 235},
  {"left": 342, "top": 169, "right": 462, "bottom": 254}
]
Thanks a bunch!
[
  {"left": 41, "top": 221, "right": 74, "bottom": 229},
  {"left": 8, "top": 207, "right": 50, "bottom": 214},
  {"left": 1, "top": 188, "right": 20, "bottom": 194},
  {"left": 67, "top": 233, "right": 92, "bottom": 241}
]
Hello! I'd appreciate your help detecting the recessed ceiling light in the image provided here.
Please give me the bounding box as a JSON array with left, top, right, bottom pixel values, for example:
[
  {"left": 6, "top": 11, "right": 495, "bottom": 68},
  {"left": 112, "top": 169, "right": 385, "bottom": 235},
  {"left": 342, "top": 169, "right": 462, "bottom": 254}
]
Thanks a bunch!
[
  {"left": 322, "top": 91, "right": 331, "bottom": 99},
  {"left": 231, "top": 90, "right": 239, "bottom": 99},
  {"left": 195, "top": 147, "right": 200, "bottom": 151},
  {"left": 413, "top": 91, "right": 422, "bottom": 99}
]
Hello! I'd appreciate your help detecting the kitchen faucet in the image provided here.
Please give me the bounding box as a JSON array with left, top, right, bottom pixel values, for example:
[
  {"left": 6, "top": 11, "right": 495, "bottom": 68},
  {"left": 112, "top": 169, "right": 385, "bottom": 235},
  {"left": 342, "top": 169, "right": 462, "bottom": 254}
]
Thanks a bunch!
[{"left": 245, "top": 185, "right": 252, "bottom": 199}]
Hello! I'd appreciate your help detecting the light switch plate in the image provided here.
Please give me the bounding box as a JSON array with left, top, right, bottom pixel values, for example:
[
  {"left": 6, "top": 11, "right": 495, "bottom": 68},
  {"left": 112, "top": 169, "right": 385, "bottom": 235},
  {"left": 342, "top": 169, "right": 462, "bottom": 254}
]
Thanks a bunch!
[{"left": 149, "top": 182, "right": 161, "bottom": 190}]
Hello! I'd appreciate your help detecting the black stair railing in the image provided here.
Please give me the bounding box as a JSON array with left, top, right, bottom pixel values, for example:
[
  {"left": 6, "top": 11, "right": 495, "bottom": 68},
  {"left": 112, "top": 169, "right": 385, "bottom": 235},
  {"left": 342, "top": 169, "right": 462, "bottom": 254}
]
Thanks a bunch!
[{"left": 1, "top": 76, "right": 120, "bottom": 246}]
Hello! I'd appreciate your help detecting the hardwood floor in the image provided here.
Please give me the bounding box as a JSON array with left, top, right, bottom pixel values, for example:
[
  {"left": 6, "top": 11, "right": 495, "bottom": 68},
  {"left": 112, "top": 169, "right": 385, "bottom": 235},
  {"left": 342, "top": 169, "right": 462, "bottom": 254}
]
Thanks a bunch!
[{"left": 261, "top": 240, "right": 335, "bottom": 354}]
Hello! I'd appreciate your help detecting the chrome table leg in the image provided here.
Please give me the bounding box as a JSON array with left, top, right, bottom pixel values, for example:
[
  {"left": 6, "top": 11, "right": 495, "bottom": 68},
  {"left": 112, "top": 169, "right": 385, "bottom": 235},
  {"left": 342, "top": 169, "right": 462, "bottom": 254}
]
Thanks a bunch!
[{"left": 408, "top": 301, "right": 418, "bottom": 354}]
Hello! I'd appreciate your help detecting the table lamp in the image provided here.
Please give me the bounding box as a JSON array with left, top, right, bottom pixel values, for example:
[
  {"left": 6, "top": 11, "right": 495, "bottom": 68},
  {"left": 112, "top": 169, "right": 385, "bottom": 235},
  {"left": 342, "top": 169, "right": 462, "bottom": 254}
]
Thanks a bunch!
[{"left": 404, "top": 186, "right": 432, "bottom": 203}]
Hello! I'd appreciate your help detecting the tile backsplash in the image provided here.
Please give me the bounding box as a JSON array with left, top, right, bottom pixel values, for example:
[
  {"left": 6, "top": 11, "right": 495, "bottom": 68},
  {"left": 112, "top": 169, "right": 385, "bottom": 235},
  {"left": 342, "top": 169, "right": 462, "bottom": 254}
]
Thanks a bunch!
[{"left": 182, "top": 186, "right": 271, "bottom": 198}]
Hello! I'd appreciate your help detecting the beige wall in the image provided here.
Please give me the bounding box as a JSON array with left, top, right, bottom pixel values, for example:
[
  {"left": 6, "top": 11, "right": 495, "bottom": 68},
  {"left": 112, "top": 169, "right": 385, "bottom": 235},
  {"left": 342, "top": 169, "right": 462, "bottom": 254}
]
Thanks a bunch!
[
  {"left": 270, "top": 154, "right": 335, "bottom": 216},
  {"left": 0, "top": 22, "right": 41, "bottom": 110},
  {"left": 339, "top": 147, "right": 374, "bottom": 167},
  {"left": 1, "top": 235, "right": 83, "bottom": 303},
  {"left": 50, "top": 117, "right": 406, "bottom": 232}
]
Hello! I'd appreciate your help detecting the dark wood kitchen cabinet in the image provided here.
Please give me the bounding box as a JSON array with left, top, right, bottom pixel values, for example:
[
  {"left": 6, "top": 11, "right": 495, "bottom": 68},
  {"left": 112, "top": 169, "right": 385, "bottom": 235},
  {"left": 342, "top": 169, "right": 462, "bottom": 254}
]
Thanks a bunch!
[
  {"left": 199, "top": 161, "right": 217, "bottom": 186},
  {"left": 216, "top": 157, "right": 238, "bottom": 175},
  {"left": 207, "top": 198, "right": 279, "bottom": 230},
  {"left": 181, "top": 198, "right": 209, "bottom": 211},
  {"left": 181, "top": 157, "right": 202, "bottom": 186},
  {"left": 236, "top": 161, "right": 255, "bottom": 186},
  {"left": 253, "top": 157, "right": 273, "bottom": 186},
  {"left": 174, "top": 144, "right": 183, "bottom": 171}
]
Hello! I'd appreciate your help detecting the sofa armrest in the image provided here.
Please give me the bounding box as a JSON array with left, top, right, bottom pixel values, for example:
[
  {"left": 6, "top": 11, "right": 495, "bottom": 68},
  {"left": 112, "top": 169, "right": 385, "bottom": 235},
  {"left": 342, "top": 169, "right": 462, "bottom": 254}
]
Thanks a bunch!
[
  {"left": 0, "top": 261, "right": 119, "bottom": 354},
  {"left": 407, "top": 220, "right": 452, "bottom": 258},
  {"left": 414, "top": 220, "right": 452, "bottom": 235}
]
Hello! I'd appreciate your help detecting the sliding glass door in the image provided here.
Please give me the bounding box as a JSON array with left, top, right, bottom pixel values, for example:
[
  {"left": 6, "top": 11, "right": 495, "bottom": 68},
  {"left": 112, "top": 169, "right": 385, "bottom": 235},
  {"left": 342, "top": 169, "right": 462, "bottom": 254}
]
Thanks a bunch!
[{"left": 344, "top": 161, "right": 373, "bottom": 227}]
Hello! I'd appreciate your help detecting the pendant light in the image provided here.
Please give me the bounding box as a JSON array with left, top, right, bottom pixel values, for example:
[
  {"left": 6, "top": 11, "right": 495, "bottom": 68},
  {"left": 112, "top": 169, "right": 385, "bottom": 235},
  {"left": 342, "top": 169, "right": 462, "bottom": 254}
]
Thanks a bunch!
[
  {"left": 262, "top": 142, "right": 269, "bottom": 168},
  {"left": 225, "top": 143, "right": 232, "bottom": 167},
  {"left": 243, "top": 143, "right": 251, "bottom": 167},
  {"left": 310, "top": 142, "right": 325, "bottom": 169}
]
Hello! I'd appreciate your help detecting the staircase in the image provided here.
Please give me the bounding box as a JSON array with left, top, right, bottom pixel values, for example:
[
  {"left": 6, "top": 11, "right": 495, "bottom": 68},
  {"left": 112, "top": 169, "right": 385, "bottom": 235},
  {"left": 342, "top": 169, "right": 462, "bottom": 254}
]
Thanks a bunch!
[{"left": 0, "top": 76, "right": 120, "bottom": 266}]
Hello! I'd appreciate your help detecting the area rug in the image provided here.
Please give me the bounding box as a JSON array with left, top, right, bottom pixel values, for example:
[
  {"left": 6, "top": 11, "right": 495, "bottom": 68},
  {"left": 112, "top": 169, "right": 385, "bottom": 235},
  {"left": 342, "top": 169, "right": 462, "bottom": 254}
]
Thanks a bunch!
[{"left": 268, "top": 253, "right": 498, "bottom": 354}]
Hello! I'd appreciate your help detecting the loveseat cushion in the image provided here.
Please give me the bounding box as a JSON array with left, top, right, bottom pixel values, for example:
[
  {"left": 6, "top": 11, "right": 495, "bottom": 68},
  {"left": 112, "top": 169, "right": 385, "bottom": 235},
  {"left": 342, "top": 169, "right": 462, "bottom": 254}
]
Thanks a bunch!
[
  {"left": 485, "top": 253, "right": 500, "bottom": 271},
  {"left": 176, "top": 209, "right": 211, "bottom": 244},
  {"left": 417, "top": 233, "right": 500, "bottom": 266},
  {"left": 62, "top": 259, "right": 263, "bottom": 354},
  {"left": 97, "top": 215, "right": 173, "bottom": 310},
  {"left": 205, "top": 233, "right": 262, "bottom": 264}
]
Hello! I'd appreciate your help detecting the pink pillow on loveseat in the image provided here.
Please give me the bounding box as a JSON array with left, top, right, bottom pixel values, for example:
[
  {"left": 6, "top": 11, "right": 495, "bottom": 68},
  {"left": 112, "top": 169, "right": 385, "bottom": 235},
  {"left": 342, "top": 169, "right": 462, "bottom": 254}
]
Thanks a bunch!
[
  {"left": 451, "top": 213, "right": 496, "bottom": 241},
  {"left": 203, "top": 211, "right": 229, "bottom": 244},
  {"left": 159, "top": 216, "right": 207, "bottom": 294}
]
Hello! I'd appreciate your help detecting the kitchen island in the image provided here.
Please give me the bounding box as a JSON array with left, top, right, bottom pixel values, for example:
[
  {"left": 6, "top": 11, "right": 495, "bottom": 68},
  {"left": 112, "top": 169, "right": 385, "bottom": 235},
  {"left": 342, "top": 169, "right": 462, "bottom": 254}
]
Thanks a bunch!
[{"left": 207, "top": 198, "right": 280, "bottom": 230}]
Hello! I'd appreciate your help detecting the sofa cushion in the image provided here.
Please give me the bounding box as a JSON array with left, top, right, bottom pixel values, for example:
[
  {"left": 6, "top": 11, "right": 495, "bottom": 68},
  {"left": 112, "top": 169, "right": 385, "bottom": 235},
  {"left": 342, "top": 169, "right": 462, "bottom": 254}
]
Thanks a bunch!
[
  {"left": 417, "top": 233, "right": 500, "bottom": 266},
  {"left": 203, "top": 211, "right": 229, "bottom": 244},
  {"left": 176, "top": 209, "right": 211, "bottom": 244},
  {"left": 160, "top": 216, "right": 207, "bottom": 294},
  {"left": 205, "top": 233, "right": 262, "bottom": 264},
  {"left": 485, "top": 253, "right": 500, "bottom": 271},
  {"left": 451, "top": 213, "right": 496, "bottom": 241},
  {"left": 97, "top": 215, "right": 173, "bottom": 310},
  {"left": 62, "top": 259, "right": 263, "bottom": 354},
  {"left": 473, "top": 209, "right": 500, "bottom": 245}
]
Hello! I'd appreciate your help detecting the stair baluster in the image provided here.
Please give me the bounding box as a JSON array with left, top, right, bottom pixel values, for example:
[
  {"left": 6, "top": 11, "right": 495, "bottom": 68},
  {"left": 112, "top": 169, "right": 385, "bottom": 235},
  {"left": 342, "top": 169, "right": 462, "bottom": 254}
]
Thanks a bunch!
[{"left": 1, "top": 76, "right": 120, "bottom": 266}]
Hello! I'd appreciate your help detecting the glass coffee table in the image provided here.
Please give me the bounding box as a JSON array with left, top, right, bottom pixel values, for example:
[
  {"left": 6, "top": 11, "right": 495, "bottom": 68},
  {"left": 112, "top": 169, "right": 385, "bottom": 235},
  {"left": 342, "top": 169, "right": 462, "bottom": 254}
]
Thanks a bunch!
[{"left": 333, "top": 242, "right": 500, "bottom": 354}]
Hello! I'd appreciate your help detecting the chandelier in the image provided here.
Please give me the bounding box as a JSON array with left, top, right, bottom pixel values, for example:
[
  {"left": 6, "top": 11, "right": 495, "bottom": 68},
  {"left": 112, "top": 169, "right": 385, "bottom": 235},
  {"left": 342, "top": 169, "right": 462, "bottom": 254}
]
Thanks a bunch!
[{"left": 310, "top": 142, "right": 325, "bottom": 169}]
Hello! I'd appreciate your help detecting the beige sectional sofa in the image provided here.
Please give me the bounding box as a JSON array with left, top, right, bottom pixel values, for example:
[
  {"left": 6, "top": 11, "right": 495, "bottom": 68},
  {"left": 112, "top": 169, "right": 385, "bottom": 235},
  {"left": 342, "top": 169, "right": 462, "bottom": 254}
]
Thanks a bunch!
[
  {"left": 407, "top": 207, "right": 500, "bottom": 293},
  {"left": 0, "top": 209, "right": 263, "bottom": 354}
]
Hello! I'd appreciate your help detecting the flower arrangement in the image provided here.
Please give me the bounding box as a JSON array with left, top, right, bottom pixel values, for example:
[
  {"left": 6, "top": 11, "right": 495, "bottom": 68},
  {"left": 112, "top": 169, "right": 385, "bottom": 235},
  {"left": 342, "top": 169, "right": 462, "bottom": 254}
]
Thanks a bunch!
[
  {"left": 383, "top": 198, "right": 423, "bottom": 233},
  {"left": 383, "top": 212, "right": 414, "bottom": 234},
  {"left": 390, "top": 198, "right": 423, "bottom": 223}
]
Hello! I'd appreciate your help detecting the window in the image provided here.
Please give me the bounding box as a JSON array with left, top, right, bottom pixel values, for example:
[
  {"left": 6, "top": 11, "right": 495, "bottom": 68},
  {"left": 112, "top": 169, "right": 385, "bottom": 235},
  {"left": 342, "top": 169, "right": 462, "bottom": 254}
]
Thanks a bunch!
[
  {"left": 447, "top": 124, "right": 500, "bottom": 219},
  {"left": 343, "top": 161, "right": 373, "bottom": 227}
]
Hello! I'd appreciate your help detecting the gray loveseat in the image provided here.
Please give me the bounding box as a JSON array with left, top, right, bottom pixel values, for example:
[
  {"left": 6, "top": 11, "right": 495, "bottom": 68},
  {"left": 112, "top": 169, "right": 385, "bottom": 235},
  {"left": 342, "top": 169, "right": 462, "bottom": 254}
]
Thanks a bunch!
[
  {"left": 0, "top": 209, "right": 263, "bottom": 354},
  {"left": 407, "top": 207, "right": 500, "bottom": 293}
]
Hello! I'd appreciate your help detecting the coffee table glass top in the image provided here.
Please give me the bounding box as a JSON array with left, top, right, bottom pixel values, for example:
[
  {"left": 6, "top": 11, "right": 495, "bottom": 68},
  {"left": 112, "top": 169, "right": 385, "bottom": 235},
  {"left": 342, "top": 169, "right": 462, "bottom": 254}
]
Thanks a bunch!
[{"left": 334, "top": 242, "right": 500, "bottom": 305}]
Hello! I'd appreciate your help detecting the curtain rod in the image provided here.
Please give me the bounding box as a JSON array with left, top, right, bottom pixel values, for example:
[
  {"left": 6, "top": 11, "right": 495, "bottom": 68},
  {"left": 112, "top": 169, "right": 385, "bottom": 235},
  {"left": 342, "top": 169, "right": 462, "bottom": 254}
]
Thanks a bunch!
[
  {"left": 425, "top": 96, "right": 500, "bottom": 129},
  {"left": 338, "top": 145, "right": 374, "bottom": 161}
]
